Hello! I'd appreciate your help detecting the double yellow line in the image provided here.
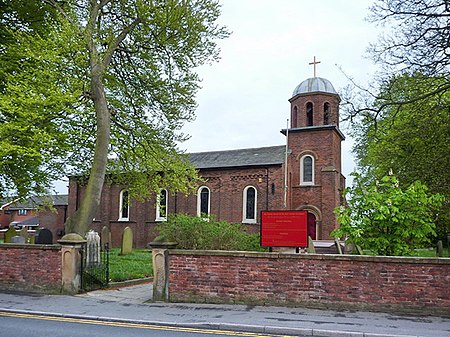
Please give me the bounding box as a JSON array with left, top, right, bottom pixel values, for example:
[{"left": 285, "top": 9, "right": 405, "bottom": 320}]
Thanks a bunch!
[{"left": 0, "top": 311, "right": 289, "bottom": 337}]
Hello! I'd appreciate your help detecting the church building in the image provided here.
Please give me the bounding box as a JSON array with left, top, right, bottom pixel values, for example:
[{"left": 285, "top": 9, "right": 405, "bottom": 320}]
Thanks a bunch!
[{"left": 67, "top": 72, "right": 346, "bottom": 248}]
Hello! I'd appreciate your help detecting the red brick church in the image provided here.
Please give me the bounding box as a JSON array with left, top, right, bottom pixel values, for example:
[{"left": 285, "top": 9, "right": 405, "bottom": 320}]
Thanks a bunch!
[{"left": 68, "top": 74, "right": 345, "bottom": 248}]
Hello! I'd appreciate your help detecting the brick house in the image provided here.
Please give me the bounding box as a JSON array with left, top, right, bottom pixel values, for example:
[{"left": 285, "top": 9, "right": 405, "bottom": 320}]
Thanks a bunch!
[
  {"left": 68, "top": 76, "right": 345, "bottom": 248},
  {"left": 0, "top": 195, "right": 68, "bottom": 243}
]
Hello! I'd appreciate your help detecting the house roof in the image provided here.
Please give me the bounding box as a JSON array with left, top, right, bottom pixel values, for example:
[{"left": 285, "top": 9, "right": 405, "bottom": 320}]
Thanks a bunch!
[
  {"left": 2, "top": 195, "right": 68, "bottom": 210},
  {"left": 11, "top": 216, "right": 40, "bottom": 227},
  {"left": 188, "top": 145, "right": 286, "bottom": 169}
]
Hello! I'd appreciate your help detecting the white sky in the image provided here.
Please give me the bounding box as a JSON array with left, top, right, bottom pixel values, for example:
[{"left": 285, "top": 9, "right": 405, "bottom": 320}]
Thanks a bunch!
[
  {"left": 53, "top": 0, "right": 379, "bottom": 194},
  {"left": 180, "top": 0, "right": 379, "bottom": 184}
]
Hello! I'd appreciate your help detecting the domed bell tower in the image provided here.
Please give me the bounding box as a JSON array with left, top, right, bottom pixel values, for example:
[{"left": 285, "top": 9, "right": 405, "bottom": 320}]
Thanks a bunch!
[{"left": 282, "top": 58, "right": 345, "bottom": 240}]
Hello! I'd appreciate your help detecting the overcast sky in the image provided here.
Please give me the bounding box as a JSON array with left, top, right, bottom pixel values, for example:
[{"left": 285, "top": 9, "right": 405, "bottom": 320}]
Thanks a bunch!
[
  {"left": 179, "top": 0, "right": 380, "bottom": 184},
  {"left": 54, "top": 0, "right": 380, "bottom": 194}
]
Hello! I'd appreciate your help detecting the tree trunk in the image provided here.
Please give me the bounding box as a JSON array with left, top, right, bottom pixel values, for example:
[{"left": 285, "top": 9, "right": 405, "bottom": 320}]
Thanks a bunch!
[{"left": 65, "top": 61, "right": 110, "bottom": 235}]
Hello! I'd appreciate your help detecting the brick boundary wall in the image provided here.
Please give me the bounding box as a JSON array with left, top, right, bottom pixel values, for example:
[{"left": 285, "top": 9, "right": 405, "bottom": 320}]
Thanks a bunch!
[
  {"left": 168, "top": 250, "right": 450, "bottom": 316},
  {"left": 0, "top": 244, "right": 62, "bottom": 293}
]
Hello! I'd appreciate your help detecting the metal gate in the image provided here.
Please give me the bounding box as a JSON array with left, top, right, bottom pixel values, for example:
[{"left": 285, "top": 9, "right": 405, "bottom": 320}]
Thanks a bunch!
[{"left": 80, "top": 242, "right": 110, "bottom": 292}]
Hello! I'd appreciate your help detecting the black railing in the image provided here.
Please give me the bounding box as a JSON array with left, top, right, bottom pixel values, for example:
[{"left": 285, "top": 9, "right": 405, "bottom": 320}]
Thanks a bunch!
[{"left": 80, "top": 242, "right": 110, "bottom": 292}]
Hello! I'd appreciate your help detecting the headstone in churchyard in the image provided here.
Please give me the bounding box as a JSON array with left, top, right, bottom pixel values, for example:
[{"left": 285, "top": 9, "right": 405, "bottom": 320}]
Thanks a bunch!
[
  {"left": 306, "top": 236, "right": 316, "bottom": 254},
  {"left": 35, "top": 228, "right": 53, "bottom": 244},
  {"left": 11, "top": 235, "right": 26, "bottom": 244},
  {"left": 101, "top": 226, "right": 111, "bottom": 246},
  {"left": 437, "top": 240, "right": 444, "bottom": 257},
  {"left": 4, "top": 227, "right": 17, "bottom": 243},
  {"left": 85, "top": 230, "right": 101, "bottom": 267},
  {"left": 120, "top": 226, "right": 133, "bottom": 255},
  {"left": 19, "top": 227, "right": 29, "bottom": 243}
]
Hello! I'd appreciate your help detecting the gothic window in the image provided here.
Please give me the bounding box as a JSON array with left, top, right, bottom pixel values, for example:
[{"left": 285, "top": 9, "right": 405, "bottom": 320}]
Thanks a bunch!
[
  {"left": 155, "top": 189, "right": 168, "bottom": 221},
  {"left": 324, "top": 102, "right": 330, "bottom": 125},
  {"left": 243, "top": 186, "right": 257, "bottom": 223},
  {"left": 306, "top": 102, "right": 313, "bottom": 126},
  {"left": 300, "top": 155, "right": 314, "bottom": 185},
  {"left": 292, "top": 106, "right": 298, "bottom": 128},
  {"left": 197, "top": 186, "right": 210, "bottom": 217},
  {"left": 119, "top": 189, "right": 129, "bottom": 221}
]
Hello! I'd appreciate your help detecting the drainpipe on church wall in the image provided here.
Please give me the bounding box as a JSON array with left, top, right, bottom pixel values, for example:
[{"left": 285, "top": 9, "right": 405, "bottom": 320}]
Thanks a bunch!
[{"left": 265, "top": 168, "right": 269, "bottom": 211}]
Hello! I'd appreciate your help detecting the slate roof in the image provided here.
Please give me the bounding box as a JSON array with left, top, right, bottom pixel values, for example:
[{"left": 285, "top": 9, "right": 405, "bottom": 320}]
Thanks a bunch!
[
  {"left": 11, "top": 216, "right": 40, "bottom": 227},
  {"left": 188, "top": 145, "right": 286, "bottom": 169},
  {"left": 2, "top": 195, "right": 68, "bottom": 210}
]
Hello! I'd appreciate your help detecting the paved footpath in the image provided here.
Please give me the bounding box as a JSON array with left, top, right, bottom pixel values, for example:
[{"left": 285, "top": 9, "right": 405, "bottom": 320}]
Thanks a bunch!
[{"left": 0, "top": 282, "right": 449, "bottom": 337}]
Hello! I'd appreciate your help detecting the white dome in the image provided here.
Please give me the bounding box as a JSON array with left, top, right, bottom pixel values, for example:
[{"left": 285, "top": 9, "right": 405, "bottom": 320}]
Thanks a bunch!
[{"left": 292, "top": 77, "right": 337, "bottom": 97}]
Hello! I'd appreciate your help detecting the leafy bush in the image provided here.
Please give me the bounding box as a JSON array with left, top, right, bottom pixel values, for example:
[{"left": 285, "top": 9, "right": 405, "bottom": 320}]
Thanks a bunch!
[
  {"left": 156, "top": 213, "right": 263, "bottom": 251},
  {"left": 332, "top": 173, "right": 445, "bottom": 256}
]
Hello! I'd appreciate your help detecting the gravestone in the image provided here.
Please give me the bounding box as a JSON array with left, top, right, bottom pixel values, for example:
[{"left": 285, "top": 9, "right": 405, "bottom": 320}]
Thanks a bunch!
[
  {"left": 437, "top": 240, "right": 444, "bottom": 257},
  {"left": 11, "top": 235, "right": 26, "bottom": 244},
  {"left": 85, "top": 230, "right": 101, "bottom": 267},
  {"left": 36, "top": 228, "right": 53, "bottom": 244},
  {"left": 120, "top": 226, "right": 133, "bottom": 255},
  {"left": 19, "top": 227, "right": 29, "bottom": 243},
  {"left": 306, "top": 236, "right": 316, "bottom": 254},
  {"left": 101, "top": 226, "right": 111, "bottom": 246},
  {"left": 4, "top": 227, "right": 17, "bottom": 243}
]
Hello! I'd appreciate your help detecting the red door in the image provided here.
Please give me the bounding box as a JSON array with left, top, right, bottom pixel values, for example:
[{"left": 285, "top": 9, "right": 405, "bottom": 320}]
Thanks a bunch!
[{"left": 307, "top": 212, "right": 316, "bottom": 240}]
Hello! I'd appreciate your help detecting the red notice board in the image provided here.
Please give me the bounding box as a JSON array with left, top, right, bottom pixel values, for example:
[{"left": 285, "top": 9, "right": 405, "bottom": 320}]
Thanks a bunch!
[{"left": 260, "top": 211, "right": 308, "bottom": 247}]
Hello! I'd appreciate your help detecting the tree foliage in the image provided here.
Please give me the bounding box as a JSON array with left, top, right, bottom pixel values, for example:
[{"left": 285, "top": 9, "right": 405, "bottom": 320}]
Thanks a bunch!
[
  {"left": 368, "top": 0, "right": 449, "bottom": 77},
  {"left": 351, "top": 73, "right": 450, "bottom": 237},
  {"left": 0, "top": 0, "right": 229, "bottom": 234},
  {"left": 0, "top": 1, "right": 70, "bottom": 197},
  {"left": 340, "top": 0, "right": 450, "bottom": 237},
  {"left": 342, "top": 0, "right": 450, "bottom": 121},
  {"left": 332, "top": 173, "right": 445, "bottom": 256}
]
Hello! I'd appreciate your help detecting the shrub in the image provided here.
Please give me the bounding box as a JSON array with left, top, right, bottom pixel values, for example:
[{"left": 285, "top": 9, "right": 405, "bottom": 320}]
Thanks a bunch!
[
  {"left": 332, "top": 173, "right": 445, "bottom": 256},
  {"left": 156, "top": 213, "right": 263, "bottom": 251}
]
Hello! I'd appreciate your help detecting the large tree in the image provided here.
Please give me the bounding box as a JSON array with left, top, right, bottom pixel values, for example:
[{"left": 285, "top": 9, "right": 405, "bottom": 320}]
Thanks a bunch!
[
  {"left": 343, "top": 0, "right": 450, "bottom": 121},
  {"left": 0, "top": 0, "right": 229, "bottom": 235},
  {"left": 340, "top": 0, "right": 450, "bottom": 237},
  {"left": 351, "top": 73, "right": 450, "bottom": 237}
]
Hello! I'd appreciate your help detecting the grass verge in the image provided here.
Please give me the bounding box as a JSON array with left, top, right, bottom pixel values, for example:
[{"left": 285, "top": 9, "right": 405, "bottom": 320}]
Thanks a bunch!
[
  {"left": 410, "top": 248, "right": 449, "bottom": 258},
  {"left": 109, "top": 248, "right": 152, "bottom": 282}
]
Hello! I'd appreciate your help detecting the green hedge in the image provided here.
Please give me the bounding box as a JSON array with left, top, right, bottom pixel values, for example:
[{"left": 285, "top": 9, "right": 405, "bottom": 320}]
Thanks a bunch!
[{"left": 156, "top": 214, "right": 264, "bottom": 251}]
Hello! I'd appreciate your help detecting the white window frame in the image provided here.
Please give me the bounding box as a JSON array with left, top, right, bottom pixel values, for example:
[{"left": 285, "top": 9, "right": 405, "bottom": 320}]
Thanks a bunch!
[
  {"left": 118, "top": 189, "right": 130, "bottom": 221},
  {"left": 242, "top": 186, "right": 257, "bottom": 224},
  {"left": 197, "top": 186, "right": 210, "bottom": 217},
  {"left": 300, "top": 155, "right": 315, "bottom": 186},
  {"left": 155, "top": 189, "right": 168, "bottom": 221}
]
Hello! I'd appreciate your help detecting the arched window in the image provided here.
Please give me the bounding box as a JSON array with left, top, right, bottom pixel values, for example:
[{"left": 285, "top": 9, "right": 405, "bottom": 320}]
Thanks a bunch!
[
  {"left": 243, "top": 186, "right": 257, "bottom": 223},
  {"left": 197, "top": 186, "right": 210, "bottom": 217},
  {"left": 306, "top": 102, "right": 313, "bottom": 126},
  {"left": 300, "top": 155, "right": 314, "bottom": 185},
  {"left": 155, "top": 189, "right": 168, "bottom": 221},
  {"left": 292, "top": 106, "right": 298, "bottom": 128},
  {"left": 119, "top": 189, "right": 129, "bottom": 221},
  {"left": 323, "top": 102, "right": 330, "bottom": 125}
]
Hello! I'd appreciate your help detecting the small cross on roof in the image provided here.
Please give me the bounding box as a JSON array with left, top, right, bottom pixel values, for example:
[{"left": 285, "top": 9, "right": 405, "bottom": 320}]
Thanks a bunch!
[{"left": 309, "top": 56, "right": 321, "bottom": 77}]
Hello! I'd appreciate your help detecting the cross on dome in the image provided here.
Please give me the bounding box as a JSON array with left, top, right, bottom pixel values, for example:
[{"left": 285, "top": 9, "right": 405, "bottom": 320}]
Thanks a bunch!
[{"left": 309, "top": 56, "right": 321, "bottom": 77}]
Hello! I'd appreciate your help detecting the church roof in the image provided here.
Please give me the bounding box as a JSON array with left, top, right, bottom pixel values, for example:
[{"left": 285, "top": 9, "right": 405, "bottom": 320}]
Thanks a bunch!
[
  {"left": 292, "top": 77, "right": 337, "bottom": 97},
  {"left": 189, "top": 145, "right": 285, "bottom": 169}
]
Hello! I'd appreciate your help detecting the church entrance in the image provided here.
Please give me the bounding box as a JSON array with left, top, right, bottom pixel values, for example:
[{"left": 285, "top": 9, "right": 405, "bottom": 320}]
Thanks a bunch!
[{"left": 307, "top": 212, "right": 317, "bottom": 240}]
